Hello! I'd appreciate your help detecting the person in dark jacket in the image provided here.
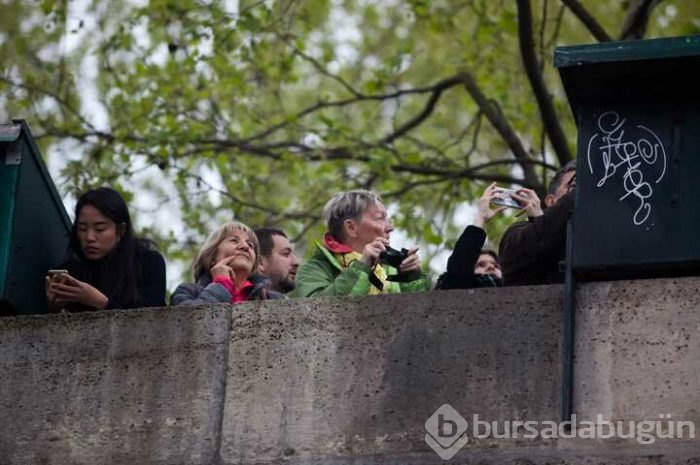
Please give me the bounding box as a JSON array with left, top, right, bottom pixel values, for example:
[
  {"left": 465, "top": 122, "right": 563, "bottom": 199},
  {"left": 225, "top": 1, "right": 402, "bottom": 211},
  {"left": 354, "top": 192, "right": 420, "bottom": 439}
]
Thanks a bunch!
[
  {"left": 499, "top": 161, "right": 576, "bottom": 286},
  {"left": 436, "top": 182, "right": 520, "bottom": 289},
  {"left": 45, "top": 187, "right": 166, "bottom": 312},
  {"left": 171, "top": 221, "right": 283, "bottom": 305}
]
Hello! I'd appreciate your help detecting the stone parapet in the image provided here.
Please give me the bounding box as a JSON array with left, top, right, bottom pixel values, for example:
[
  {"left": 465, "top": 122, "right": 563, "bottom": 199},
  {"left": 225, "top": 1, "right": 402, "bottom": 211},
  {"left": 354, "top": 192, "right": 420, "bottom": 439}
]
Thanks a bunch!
[{"left": 1, "top": 277, "right": 698, "bottom": 464}]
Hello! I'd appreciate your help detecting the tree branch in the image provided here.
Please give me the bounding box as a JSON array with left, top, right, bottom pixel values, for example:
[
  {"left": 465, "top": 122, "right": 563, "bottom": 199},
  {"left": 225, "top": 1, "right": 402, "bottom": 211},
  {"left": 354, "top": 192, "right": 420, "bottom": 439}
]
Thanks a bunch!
[
  {"left": 559, "top": 0, "right": 613, "bottom": 42},
  {"left": 177, "top": 169, "right": 323, "bottom": 222},
  {"left": 619, "top": 0, "right": 664, "bottom": 41},
  {"left": 460, "top": 70, "right": 541, "bottom": 190},
  {"left": 516, "top": 0, "right": 574, "bottom": 167},
  {"left": 539, "top": 0, "right": 549, "bottom": 73},
  {"left": 37, "top": 65, "right": 546, "bottom": 192},
  {"left": 380, "top": 75, "right": 465, "bottom": 144},
  {"left": 282, "top": 34, "right": 362, "bottom": 98},
  {"left": 442, "top": 110, "right": 482, "bottom": 155},
  {"left": 468, "top": 158, "right": 558, "bottom": 173},
  {"left": 243, "top": 74, "right": 469, "bottom": 143},
  {"left": 0, "top": 75, "right": 99, "bottom": 133},
  {"left": 545, "top": 4, "right": 567, "bottom": 49}
]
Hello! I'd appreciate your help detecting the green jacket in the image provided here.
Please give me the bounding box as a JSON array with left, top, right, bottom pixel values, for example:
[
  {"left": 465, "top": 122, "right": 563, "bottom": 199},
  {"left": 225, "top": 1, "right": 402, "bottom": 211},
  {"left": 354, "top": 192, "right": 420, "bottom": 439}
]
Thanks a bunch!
[{"left": 294, "top": 242, "right": 430, "bottom": 297}]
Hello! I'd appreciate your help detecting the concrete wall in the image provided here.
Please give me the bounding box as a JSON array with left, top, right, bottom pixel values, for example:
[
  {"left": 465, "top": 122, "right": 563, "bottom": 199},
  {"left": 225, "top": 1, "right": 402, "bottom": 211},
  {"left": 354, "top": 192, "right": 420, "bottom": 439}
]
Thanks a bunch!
[
  {"left": 0, "top": 307, "right": 230, "bottom": 465},
  {"left": 574, "top": 277, "right": 700, "bottom": 423},
  {"left": 1, "top": 277, "right": 699, "bottom": 464}
]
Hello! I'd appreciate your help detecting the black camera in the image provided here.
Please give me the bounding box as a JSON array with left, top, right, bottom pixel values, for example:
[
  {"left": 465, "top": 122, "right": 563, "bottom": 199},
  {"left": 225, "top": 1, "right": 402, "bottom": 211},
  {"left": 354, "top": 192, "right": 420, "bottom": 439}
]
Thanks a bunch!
[{"left": 379, "top": 246, "right": 409, "bottom": 269}]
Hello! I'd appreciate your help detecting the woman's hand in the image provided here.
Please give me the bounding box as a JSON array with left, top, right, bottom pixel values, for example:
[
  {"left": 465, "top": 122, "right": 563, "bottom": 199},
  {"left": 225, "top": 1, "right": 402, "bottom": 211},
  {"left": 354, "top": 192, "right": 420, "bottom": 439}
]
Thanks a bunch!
[
  {"left": 512, "top": 188, "right": 543, "bottom": 218},
  {"left": 47, "top": 274, "right": 109, "bottom": 310},
  {"left": 210, "top": 256, "right": 236, "bottom": 282},
  {"left": 399, "top": 246, "right": 421, "bottom": 273},
  {"left": 474, "top": 182, "right": 507, "bottom": 228},
  {"left": 46, "top": 275, "right": 63, "bottom": 312},
  {"left": 360, "top": 237, "right": 389, "bottom": 267}
]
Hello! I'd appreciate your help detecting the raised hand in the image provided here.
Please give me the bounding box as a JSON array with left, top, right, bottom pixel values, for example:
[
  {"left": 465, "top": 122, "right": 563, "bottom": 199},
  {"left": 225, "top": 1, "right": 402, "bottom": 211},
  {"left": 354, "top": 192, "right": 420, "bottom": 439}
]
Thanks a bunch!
[
  {"left": 210, "top": 256, "right": 236, "bottom": 282},
  {"left": 399, "top": 246, "right": 421, "bottom": 273},
  {"left": 474, "top": 182, "right": 508, "bottom": 228},
  {"left": 512, "top": 188, "right": 543, "bottom": 218},
  {"left": 360, "top": 237, "right": 389, "bottom": 267}
]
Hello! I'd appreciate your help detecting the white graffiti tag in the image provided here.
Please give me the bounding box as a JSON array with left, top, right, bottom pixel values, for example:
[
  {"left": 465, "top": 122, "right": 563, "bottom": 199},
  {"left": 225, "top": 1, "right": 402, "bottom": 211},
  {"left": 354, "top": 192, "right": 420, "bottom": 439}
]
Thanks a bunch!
[{"left": 586, "top": 111, "right": 667, "bottom": 226}]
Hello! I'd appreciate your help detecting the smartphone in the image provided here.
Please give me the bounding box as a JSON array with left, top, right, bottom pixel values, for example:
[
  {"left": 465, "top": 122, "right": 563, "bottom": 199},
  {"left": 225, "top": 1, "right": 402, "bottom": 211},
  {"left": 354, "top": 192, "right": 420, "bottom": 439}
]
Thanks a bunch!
[
  {"left": 491, "top": 188, "right": 523, "bottom": 209},
  {"left": 47, "top": 269, "right": 69, "bottom": 279}
]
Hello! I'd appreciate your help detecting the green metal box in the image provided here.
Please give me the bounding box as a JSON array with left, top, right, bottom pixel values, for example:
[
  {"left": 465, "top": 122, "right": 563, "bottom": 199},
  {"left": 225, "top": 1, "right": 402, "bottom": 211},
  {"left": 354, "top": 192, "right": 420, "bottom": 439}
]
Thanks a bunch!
[
  {"left": 0, "top": 120, "right": 71, "bottom": 315},
  {"left": 555, "top": 35, "right": 700, "bottom": 279}
]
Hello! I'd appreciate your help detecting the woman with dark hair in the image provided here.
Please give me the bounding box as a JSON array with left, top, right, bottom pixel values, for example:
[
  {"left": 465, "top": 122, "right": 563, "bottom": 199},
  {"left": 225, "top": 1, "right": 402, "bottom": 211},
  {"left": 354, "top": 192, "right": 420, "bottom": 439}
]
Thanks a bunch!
[
  {"left": 45, "top": 187, "right": 166, "bottom": 311},
  {"left": 436, "top": 183, "right": 541, "bottom": 289}
]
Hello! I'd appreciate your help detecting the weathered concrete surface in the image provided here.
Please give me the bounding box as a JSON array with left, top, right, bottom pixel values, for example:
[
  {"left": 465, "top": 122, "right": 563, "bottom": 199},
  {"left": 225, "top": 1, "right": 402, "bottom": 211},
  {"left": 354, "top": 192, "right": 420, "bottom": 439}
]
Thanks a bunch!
[
  {"left": 1, "top": 277, "right": 700, "bottom": 465},
  {"left": 221, "top": 286, "right": 564, "bottom": 464},
  {"left": 574, "top": 276, "right": 700, "bottom": 425},
  {"left": 221, "top": 440, "right": 700, "bottom": 465},
  {"left": 0, "top": 306, "right": 230, "bottom": 465}
]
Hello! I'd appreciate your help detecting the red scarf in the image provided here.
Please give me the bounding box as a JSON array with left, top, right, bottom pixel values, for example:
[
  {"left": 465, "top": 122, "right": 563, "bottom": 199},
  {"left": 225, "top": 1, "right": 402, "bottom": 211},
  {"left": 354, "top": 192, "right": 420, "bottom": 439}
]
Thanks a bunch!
[{"left": 324, "top": 233, "right": 353, "bottom": 253}]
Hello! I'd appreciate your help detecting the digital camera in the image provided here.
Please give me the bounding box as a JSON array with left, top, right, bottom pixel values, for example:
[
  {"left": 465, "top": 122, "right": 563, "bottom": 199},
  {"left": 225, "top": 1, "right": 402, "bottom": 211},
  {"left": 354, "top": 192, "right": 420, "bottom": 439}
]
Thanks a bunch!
[{"left": 379, "top": 246, "right": 409, "bottom": 268}]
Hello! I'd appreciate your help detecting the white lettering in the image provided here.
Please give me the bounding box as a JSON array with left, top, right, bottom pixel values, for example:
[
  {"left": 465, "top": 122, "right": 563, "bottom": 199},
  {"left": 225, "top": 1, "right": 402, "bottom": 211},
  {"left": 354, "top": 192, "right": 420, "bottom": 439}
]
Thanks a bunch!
[{"left": 586, "top": 111, "right": 667, "bottom": 226}]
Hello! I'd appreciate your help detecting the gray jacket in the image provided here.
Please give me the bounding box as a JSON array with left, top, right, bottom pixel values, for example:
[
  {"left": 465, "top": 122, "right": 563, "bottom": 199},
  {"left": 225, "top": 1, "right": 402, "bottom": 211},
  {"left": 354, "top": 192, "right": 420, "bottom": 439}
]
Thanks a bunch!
[{"left": 170, "top": 274, "right": 285, "bottom": 306}]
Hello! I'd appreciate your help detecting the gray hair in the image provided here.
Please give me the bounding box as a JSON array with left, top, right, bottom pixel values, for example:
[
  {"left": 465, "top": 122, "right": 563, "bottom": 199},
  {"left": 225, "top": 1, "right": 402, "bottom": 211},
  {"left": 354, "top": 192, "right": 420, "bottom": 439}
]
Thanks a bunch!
[
  {"left": 323, "top": 190, "right": 381, "bottom": 240},
  {"left": 547, "top": 160, "right": 577, "bottom": 196}
]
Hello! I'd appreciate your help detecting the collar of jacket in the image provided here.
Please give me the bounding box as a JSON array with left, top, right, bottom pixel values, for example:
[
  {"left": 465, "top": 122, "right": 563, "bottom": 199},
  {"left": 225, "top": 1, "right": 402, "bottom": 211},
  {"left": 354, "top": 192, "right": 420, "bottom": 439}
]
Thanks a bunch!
[
  {"left": 323, "top": 233, "right": 354, "bottom": 253},
  {"left": 197, "top": 273, "right": 272, "bottom": 290},
  {"left": 314, "top": 241, "right": 344, "bottom": 271}
]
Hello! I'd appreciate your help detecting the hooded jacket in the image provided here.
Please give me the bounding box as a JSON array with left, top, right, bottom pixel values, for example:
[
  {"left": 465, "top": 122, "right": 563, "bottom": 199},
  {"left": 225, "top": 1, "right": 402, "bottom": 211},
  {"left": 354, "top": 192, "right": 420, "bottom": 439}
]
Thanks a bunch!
[{"left": 294, "top": 242, "right": 429, "bottom": 297}]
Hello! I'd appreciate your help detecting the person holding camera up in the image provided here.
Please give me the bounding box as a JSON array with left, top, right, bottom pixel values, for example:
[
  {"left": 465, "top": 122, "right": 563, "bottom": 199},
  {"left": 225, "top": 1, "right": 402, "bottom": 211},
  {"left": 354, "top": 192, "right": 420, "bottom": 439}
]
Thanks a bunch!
[
  {"left": 436, "top": 183, "right": 508, "bottom": 289},
  {"left": 435, "top": 182, "right": 543, "bottom": 289},
  {"left": 499, "top": 160, "right": 576, "bottom": 285},
  {"left": 295, "top": 190, "right": 429, "bottom": 297}
]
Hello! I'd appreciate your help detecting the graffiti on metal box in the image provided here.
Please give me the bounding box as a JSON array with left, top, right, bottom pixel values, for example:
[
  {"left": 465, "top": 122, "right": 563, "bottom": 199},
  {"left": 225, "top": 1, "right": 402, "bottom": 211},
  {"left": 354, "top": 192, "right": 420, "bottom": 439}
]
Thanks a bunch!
[{"left": 586, "top": 111, "right": 667, "bottom": 226}]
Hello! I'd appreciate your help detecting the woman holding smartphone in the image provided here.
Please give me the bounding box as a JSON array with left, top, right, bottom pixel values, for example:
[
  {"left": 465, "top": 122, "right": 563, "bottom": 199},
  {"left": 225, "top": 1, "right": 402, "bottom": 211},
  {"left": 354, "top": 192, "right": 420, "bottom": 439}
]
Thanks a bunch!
[{"left": 45, "top": 187, "right": 166, "bottom": 312}]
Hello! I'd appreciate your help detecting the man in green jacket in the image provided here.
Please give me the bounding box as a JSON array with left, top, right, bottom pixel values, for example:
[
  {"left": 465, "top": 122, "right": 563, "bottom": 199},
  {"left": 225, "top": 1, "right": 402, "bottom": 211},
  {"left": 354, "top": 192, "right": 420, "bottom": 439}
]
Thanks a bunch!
[{"left": 295, "top": 190, "right": 429, "bottom": 297}]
